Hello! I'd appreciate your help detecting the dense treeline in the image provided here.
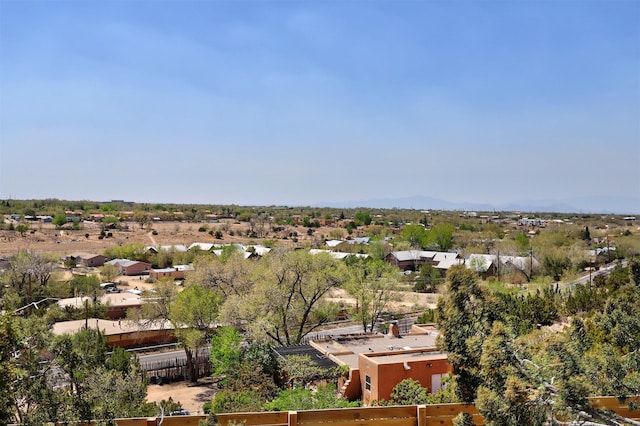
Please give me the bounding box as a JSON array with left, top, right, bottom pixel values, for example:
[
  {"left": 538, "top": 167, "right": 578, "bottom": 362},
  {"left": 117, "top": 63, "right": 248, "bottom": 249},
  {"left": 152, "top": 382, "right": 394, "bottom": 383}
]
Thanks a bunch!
[
  {"left": 0, "top": 316, "right": 157, "bottom": 423},
  {"left": 434, "top": 262, "right": 640, "bottom": 425}
]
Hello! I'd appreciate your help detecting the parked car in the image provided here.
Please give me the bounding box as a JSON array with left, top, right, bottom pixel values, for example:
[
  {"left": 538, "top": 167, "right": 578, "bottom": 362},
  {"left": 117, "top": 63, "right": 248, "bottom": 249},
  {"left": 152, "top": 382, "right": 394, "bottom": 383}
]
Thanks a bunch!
[
  {"left": 105, "top": 286, "right": 122, "bottom": 293},
  {"left": 125, "top": 287, "right": 142, "bottom": 295},
  {"left": 169, "top": 408, "right": 190, "bottom": 416}
]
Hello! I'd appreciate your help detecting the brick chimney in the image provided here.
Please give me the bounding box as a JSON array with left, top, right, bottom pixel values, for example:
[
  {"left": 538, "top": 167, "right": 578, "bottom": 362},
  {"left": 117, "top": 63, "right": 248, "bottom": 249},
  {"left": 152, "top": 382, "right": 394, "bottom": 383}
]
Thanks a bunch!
[{"left": 388, "top": 321, "right": 400, "bottom": 337}]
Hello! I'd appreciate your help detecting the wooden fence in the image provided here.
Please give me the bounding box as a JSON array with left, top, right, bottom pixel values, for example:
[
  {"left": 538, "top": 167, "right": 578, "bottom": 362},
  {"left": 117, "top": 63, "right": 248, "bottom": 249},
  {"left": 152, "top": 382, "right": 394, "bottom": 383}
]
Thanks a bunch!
[
  {"left": 75, "top": 396, "right": 639, "bottom": 426},
  {"left": 141, "top": 357, "right": 211, "bottom": 383}
]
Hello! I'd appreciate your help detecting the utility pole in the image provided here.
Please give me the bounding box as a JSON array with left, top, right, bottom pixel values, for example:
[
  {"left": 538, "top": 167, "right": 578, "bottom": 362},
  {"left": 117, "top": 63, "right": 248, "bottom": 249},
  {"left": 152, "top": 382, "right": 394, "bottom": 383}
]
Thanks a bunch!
[{"left": 84, "top": 299, "right": 89, "bottom": 330}]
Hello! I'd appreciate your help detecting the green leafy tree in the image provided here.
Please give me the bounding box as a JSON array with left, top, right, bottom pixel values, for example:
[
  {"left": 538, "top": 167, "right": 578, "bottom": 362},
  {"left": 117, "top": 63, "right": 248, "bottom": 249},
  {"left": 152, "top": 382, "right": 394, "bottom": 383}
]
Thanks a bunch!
[
  {"left": 389, "top": 379, "right": 427, "bottom": 405},
  {"left": 210, "top": 326, "right": 243, "bottom": 383},
  {"left": 2, "top": 251, "right": 57, "bottom": 312},
  {"left": 131, "top": 279, "right": 178, "bottom": 326},
  {"left": 543, "top": 250, "right": 571, "bottom": 281},
  {"left": 223, "top": 250, "right": 346, "bottom": 346},
  {"left": 187, "top": 252, "right": 253, "bottom": 297},
  {"left": 133, "top": 210, "right": 150, "bottom": 230},
  {"left": 68, "top": 274, "right": 100, "bottom": 296},
  {"left": 264, "top": 384, "right": 358, "bottom": 411},
  {"left": 401, "top": 224, "right": 429, "bottom": 249},
  {"left": 280, "top": 355, "right": 327, "bottom": 387},
  {"left": 0, "top": 315, "right": 19, "bottom": 423},
  {"left": 344, "top": 258, "right": 399, "bottom": 333},
  {"left": 437, "top": 265, "right": 495, "bottom": 403},
  {"left": 99, "top": 264, "right": 121, "bottom": 283},
  {"left": 515, "top": 233, "right": 530, "bottom": 253},
  {"left": 103, "top": 243, "right": 147, "bottom": 262},
  {"left": 475, "top": 322, "right": 548, "bottom": 425},
  {"left": 430, "top": 223, "right": 454, "bottom": 251},
  {"left": 210, "top": 389, "right": 264, "bottom": 414},
  {"left": 9, "top": 317, "right": 69, "bottom": 424},
  {"left": 354, "top": 211, "right": 372, "bottom": 226},
  {"left": 15, "top": 222, "right": 29, "bottom": 236},
  {"left": 169, "top": 285, "right": 221, "bottom": 382},
  {"left": 8, "top": 320, "right": 154, "bottom": 423},
  {"left": 414, "top": 263, "right": 441, "bottom": 293},
  {"left": 52, "top": 213, "right": 67, "bottom": 229}
]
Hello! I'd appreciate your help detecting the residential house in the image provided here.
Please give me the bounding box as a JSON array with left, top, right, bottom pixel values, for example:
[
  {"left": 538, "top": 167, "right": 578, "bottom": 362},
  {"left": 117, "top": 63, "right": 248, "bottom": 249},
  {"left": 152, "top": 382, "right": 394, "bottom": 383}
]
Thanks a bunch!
[
  {"left": 150, "top": 264, "right": 194, "bottom": 280},
  {"left": 188, "top": 242, "right": 216, "bottom": 251},
  {"left": 307, "top": 323, "right": 449, "bottom": 404},
  {"left": 346, "top": 237, "right": 370, "bottom": 245},
  {"left": 106, "top": 259, "right": 152, "bottom": 276},
  {"left": 385, "top": 250, "right": 435, "bottom": 271},
  {"left": 359, "top": 349, "right": 450, "bottom": 406},
  {"left": 309, "top": 249, "right": 369, "bottom": 261},
  {"left": 466, "top": 253, "right": 539, "bottom": 279},
  {"left": 146, "top": 244, "right": 189, "bottom": 254},
  {"left": 65, "top": 252, "right": 108, "bottom": 268},
  {"left": 385, "top": 250, "right": 459, "bottom": 273}
]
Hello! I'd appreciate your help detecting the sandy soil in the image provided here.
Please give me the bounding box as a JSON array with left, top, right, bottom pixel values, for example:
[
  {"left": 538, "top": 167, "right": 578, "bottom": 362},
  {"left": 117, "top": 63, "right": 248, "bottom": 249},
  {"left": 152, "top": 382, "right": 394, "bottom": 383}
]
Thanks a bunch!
[
  {"left": 0, "top": 219, "right": 337, "bottom": 257},
  {"left": 146, "top": 378, "right": 216, "bottom": 415},
  {"left": 327, "top": 288, "right": 440, "bottom": 311}
]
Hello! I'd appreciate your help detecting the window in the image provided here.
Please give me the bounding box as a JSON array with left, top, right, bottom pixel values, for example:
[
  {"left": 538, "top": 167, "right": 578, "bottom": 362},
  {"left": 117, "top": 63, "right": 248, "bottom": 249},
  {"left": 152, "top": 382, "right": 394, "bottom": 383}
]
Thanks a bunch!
[{"left": 365, "top": 375, "right": 371, "bottom": 392}]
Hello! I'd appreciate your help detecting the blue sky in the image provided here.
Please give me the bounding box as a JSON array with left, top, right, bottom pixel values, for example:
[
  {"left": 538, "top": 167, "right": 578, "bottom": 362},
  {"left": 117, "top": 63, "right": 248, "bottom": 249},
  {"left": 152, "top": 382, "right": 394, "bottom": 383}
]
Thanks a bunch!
[{"left": 1, "top": 1, "right": 639, "bottom": 210}]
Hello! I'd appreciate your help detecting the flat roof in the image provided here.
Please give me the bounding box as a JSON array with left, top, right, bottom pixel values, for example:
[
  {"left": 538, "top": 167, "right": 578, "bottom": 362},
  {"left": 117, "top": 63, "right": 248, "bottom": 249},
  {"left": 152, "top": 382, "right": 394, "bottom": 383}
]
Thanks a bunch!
[
  {"left": 310, "top": 327, "right": 439, "bottom": 370},
  {"left": 52, "top": 318, "right": 171, "bottom": 336},
  {"left": 364, "top": 351, "right": 448, "bottom": 365},
  {"left": 273, "top": 345, "right": 337, "bottom": 371},
  {"left": 57, "top": 293, "right": 142, "bottom": 309}
]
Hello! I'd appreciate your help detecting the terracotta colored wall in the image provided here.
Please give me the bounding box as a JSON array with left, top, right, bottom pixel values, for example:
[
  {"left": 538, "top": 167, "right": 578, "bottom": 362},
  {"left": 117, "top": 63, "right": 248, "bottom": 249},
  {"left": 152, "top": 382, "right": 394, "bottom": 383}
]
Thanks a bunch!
[
  {"left": 106, "top": 330, "right": 176, "bottom": 349},
  {"left": 122, "top": 263, "right": 151, "bottom": 275},
  {"left": 375, "top": 357, "right": 450, "bottom": 402},
  {"left": 339, "top": 368, "right": 361, "bottom": 401},
  {"left": 359, "top": 353, "right": 451, "bottom": 406}
]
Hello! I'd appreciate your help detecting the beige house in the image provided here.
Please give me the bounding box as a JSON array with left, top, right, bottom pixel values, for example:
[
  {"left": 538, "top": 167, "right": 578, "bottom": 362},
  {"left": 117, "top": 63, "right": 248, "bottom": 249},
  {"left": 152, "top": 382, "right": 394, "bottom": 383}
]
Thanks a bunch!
[
  {"left": 106, "top": 259, "right": 152, "bottom": 275},
  {"left": 66, "top": 252, "right": 108, "bottom": 267}
]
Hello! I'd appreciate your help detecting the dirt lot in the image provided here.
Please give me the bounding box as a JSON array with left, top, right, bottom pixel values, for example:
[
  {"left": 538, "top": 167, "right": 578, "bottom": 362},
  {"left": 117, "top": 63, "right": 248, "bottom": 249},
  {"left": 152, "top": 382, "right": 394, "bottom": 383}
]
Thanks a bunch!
[
  {"left": 146, "top": 378, "right": 216, "bottom": 415},
  {"left": 0, "top": 219, "right": 338, "bottom": 257}
]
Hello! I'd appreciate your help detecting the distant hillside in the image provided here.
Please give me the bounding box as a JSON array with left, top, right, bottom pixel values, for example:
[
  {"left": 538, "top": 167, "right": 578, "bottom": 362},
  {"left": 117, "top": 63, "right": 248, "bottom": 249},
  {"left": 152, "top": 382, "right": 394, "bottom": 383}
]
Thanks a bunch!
[{"left": 314, "top": 195, "right": 640, "bottom": 214}]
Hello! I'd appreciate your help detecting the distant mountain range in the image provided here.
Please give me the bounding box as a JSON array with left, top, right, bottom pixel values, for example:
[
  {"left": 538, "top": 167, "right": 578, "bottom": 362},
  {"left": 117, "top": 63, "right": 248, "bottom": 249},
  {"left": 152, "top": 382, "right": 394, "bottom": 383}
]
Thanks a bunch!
[{"left": 314, "top": 195, "right": 640, "bottom": 215}]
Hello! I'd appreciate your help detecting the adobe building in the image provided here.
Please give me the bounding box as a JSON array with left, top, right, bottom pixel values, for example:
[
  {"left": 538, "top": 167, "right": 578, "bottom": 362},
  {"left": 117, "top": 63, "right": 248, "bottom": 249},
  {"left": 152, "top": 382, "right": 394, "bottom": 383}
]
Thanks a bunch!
[
  {"left": 358, "top": 348, "right": 449, "bottom": 406},
  {"left": 52, "top": 318, "right": 176, "bottom": 349},
  {"left": 309, "top": 323, "right": 451, "bottom": 405}
]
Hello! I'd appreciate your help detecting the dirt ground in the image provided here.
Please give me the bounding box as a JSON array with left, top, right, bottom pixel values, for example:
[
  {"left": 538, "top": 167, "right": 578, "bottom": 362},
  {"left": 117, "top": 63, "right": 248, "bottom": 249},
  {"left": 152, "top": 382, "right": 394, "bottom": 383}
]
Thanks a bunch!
[
  {"left": 146, "top": 377, "right": 216, "bottom": 415},
  {"left": 0, "top": 219, "right": 337, "bottom": 257},
  {"left": 327, "top": 288, "right": 440, "bottom": 311}
]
